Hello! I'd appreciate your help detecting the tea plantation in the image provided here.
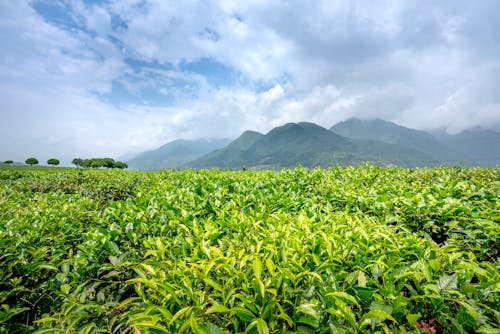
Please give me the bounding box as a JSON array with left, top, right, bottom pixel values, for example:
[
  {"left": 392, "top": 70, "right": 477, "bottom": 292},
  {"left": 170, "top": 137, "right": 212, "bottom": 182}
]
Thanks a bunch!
[{"left": 0, "top": 166, "right": 498, "bottom": 333}]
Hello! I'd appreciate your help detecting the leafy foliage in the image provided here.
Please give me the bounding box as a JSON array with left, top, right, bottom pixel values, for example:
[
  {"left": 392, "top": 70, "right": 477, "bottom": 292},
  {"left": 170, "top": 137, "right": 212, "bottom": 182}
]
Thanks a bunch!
[
  {"left": 72, "top": 158, "right": 128, "bottom": 169},
  {"left": 113, "top": 161, "right": 128, "bottom": 169},
  {"left": 0, "top": 166, "right": 498, "bottom": 333},
  {"left": 25, "top": 157, "right": 38, "bottom": 166},
  {"left": 47, "top": 159, "right": 60, "bottom": 166}
]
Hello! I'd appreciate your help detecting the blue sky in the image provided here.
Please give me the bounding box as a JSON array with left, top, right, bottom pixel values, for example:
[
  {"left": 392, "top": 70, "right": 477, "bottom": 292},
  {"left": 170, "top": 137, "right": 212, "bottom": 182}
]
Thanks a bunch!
[{"left": 1, "top": 0, "right": 500, "bottom": 164}]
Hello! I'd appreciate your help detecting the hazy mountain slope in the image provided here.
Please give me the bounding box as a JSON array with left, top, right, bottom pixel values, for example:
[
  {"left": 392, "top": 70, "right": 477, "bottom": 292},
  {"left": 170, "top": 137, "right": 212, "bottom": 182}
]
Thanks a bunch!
[
  {"left": 242, "top": 122, "right": 350, "bottom": 168},
  {"left": 127, "top": 138, "right": 231, "bottom": 170},
  {"left": 189, "top": 122, "right": 435, "bottom": 169},
  {"left": 432, "top": 128, "right": 500, "bottom": 167},
  {"left": 330, "top": 118, "right": 460, "bottom": 162},
  {"left": 348, "top": 139, "right": 437, "bottom": 167},
  {"left": 130, "top": 120, "right": 498, "bottom": 170},
  {"left": 188, "top": 130, "right": 264, "bottom": 168}
]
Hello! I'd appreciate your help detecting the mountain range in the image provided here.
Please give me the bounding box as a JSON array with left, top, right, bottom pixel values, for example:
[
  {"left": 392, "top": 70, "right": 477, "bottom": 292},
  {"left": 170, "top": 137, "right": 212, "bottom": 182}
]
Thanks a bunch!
[
  {"left": 127, "top": 118, "right": 500, "bottom": 170},
  {"left": 127, "top": 138, "right": 230, "bottom": 170}
]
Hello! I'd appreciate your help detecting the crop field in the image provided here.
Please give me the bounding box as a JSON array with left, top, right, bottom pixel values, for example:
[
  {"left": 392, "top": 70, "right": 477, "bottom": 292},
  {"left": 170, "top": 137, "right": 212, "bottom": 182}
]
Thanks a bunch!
[{"left": 0, "top": 166, "right": 498, "bottom": 333}]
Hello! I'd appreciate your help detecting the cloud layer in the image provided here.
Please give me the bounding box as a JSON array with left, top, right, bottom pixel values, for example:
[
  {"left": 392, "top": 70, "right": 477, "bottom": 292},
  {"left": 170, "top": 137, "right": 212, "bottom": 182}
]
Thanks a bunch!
[{"left": 1, "top": 0, "right": 499, "bottom": 164}]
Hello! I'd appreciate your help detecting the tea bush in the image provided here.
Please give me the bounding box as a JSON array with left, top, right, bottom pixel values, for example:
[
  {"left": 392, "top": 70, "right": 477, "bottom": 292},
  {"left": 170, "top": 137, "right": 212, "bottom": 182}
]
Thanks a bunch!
[{"left": 0, "top": 166, "right": 498, "bottom": 333}]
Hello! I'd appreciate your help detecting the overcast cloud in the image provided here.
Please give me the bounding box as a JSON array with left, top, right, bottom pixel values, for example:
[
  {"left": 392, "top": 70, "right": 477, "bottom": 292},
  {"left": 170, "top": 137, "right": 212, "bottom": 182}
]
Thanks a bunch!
[{"left": 1, "top": 0, "right": 500, "bottom": 164}]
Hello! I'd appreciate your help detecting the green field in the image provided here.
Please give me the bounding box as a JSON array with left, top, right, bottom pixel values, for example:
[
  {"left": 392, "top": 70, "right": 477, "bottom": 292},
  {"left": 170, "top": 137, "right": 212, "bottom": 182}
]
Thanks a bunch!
[{"left": 0, "top": 166, "right": 498, "bottom": 333}]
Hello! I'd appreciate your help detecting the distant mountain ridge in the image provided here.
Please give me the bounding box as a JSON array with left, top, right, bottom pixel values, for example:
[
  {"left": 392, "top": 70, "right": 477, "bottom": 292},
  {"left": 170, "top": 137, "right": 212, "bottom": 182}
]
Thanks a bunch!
[
  {"left": 189, "top": 130, "right": 264, "bottom": 169},
  {"left": 187, "top": 122, "right": 437, "bottom": 169},
  {"left": 332, "top": 118, "right": 500, "bottom": 167},
  {"left": 127, "top": 138, "right": 230, "bottom": 170},
  {"left": 127, "top": 118, "right": 500, "bottom": 170},
  {"left": 331, "top": 118, "right": 459, "bottom": 161},
  {"left": 431, "top": 127, "right": 500, "bottom": 167}
]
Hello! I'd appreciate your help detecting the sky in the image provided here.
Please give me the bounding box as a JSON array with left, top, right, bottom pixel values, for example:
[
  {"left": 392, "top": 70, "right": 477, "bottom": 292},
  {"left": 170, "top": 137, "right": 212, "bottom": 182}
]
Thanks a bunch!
[{"left": 1, "top": 0, "right": 500, "bottom": 164}]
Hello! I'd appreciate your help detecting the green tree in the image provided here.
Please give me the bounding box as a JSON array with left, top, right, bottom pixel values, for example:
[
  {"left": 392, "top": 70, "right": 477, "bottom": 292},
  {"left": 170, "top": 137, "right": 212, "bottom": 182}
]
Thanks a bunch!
[
  {"left": 72, "top": 158, "right": 83, "bottom": 167},
  {"left": 113, "top": 161, "right": 128, "bottom": 169},
  {"left": 3, "top": 160, "right": 13, "bottom": 165},
  {"left": 47, "top": 158, "right": 60, "bottom": 166},
  {"left": 81, "top": 159, "right": 91, "bottom": 168},
  {"left": 25, "top": 157, "right": 38, "bottom": 166},
  {"left": 101, "top": 158, "right": 115, "bottom": 168},
  {"left": 72, "top": 157, "right": 120, "bottom": 168},
  {"left": 90, "top": 158, "right": 104, "bottom": 168}
]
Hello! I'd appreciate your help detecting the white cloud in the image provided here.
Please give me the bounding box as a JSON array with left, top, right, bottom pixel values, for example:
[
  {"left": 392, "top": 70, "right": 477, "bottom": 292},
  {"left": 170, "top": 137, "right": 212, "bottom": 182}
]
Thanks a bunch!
[
  {"left": 0, "top": 1, "right": 126, "bottom": 163},
  {"left": 1, "top": 0, "right": 500, "bottom": 162}
]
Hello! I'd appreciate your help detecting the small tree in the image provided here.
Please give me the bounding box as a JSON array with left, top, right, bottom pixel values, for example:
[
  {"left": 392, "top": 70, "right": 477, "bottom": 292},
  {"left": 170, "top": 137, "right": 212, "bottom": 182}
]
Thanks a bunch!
[
  {"left": 81, "top": 159, "right": 91, "bottom": 168},
  {"left": 90, "top": 158, "right": 103, "bottom": 168},
  {"left": 3, "top": 160, "right": 13, "bottom": 165},
  {"left": 102, "top": 158, "right": 115, "bottom": 169},
  {"left": 25, "top": 157, "right": 38, "bottom": 166},
  {"left": 47, "top": 158, "right": 60, "bottom": 166},
  {"left": 72, "top": 158, "right": 83, "bottom": 167},
  {"left": 113, "top": 161, "right": 128, "bottom": 169}
]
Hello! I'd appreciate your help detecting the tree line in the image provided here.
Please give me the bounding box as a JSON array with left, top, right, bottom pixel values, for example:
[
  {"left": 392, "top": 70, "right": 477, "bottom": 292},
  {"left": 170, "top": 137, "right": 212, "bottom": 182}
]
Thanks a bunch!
[
  {"left": 2, "top": 157, "right": 128, "bottom": 169},
  {"left": 2, "top": 158, "right": 60, "bottom": 166},
  {"left": 72, "top": 158, "right": 128, "bottom": 169}
]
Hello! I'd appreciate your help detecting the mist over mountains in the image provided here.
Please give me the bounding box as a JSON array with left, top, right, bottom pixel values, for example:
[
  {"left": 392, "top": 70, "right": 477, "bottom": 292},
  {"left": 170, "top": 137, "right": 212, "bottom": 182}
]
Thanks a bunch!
[
  {"left": 127, "top": 138, "right": 231, "bottom": 170},
  {"left": 127, "top": 118, "right": 500, "bottom": 170}
]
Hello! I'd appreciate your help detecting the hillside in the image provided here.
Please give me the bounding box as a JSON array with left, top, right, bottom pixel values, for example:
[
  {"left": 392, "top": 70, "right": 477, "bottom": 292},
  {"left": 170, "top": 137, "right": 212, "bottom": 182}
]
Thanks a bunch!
[
  {"left": 188, "top": 122, "right": 435, "bottom": 169},
  {"left": 127, "top": 138, "right": 230, "bottom": 170},
  {"left": 330, "top": 118, "right": 461, "bottom": 163},
  {"left": 129, "top": 119, "right": 499, "bottom": 170},
  {"left": 188, "top": 130, "right": 264, "bottom": 169},
  {"left": 242, "top": 122, "right": 349, "bottom": 168},
  {"left": 432, "top": 127, "right": 500, "bottom": 167}
]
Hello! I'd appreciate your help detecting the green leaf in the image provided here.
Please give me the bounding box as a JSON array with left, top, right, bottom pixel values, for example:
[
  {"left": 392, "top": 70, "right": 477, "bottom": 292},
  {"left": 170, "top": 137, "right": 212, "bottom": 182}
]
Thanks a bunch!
[
  {"left": 326, "top": 291, "right": 359, "bottom": 306},
  {"left": 0, "top": 306, "right": 30, "bottom": 323},
  {"left": 140, "top": 263, "right": 156, "bottom": 275},
  {"left": 255, "top": 277, "right": 265, "bottom": 300},
  {"left": 60, "top": 284, "right": 71, "bottom": 295},
  {"left": 406, "top": 313, "right": 420, "bottom": 326},
  {"left": 328, "top": 298, "right": 356, "bottom": 326},
  {"left": 461, "top": 284, "right": 476, "bottom": 295},
  {"left": 296, "top": 303, "right": 319, "bottom": 319},
  {"left": 477, "top": 325, "right": 500, "bottom": 333},
  {"left": 205, "top": 305, "right": 230, "bottom": 314},
  {"left": 253, "top": 257, "right": 262, "bottom": 278},
  {"left": 360, "top": 310, "right": 397, "bottom": 327},
  {"left": 108, "top": 255, "right": 120, "bottom": 266},
  {"left": 265, "top": 258, "right": 275, "bottom": 275},
  {"left": 295, "top": 316, "right": 319, "bottom": 328},
  {"left": 231, "top": 307, "right": 254, "bottom": 321},
  {"left": 102, "top": 270, "right": 121, "bottom": 278},
  {"left": 428, "top": 259, "right": 440, "bottom": 272},
  {"left": 39, "top": 264, "right": 58, "bottom": 271},
  {"left": 255, "top": 318, "right": 269, "bottom": 334},
  {"left": 190, "top": 316, "right": 204, "bottom": 334},
  {"left": 456, "top": 300, "right": 479, "bottom": 321},
  {"left": 436, "top": 274, "right": 458, "bottom": 292},
  {"left": 278, "top": 311, "right": 293, "bottom": 327},
  {"left": 117, "top": 297, "right": 139, "bottom": 309},
  {"left": 80, "top": 322, "right": 96, "bottom": 334},
  {"left": 203, "top": 323, "right": 226, "bottom": 334},
  {"left": 33, "top": 329, "right": 64, "bottom": 334},
  {"left": 170, "top": 307, "right": 192, "bottom": 325},
  {"left": 357, "top": 271, "right": 367, "bottom": 287},
  {"left": 107, "top": 240, "right": 121, "bottom": 255},
  {"left": 447, "top": 316, "right": 468, "bottom": 334},
  {"left": 61, "top": 263, "right": 70, "bottom": 274}
]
